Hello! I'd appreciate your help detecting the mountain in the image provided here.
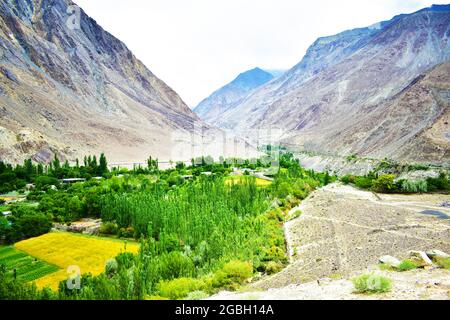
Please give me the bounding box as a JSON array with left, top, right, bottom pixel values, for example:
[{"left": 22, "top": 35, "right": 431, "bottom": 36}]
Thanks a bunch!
[
  {"left": 204, "top": 5, "right": 450, "bottom": 163},
  {"left": 194, "top": 67, "right": 274, "bottom": 124},
  {"left": 265, "top": 70, "right": 286, "bottom": 78},
  {"left": 0, "top": 0, "right": 241, "bottom": 164}
]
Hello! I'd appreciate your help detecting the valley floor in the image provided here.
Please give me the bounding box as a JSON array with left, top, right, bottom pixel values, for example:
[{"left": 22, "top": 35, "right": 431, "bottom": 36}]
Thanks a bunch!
[{"left": 209, "top": 183, "right": 450, "bottom": 300}]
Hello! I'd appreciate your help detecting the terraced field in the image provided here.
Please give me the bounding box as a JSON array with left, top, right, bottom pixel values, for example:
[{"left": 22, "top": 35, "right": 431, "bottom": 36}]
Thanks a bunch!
[
  {"left": 0, "top": 246, "right": 59, "bottom": 282},
  {"left": 15, "top": 232, "right": 140, "bottom": 290}
]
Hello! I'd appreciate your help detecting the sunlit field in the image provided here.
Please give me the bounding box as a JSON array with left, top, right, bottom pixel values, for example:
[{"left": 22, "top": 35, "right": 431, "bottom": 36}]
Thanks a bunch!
[
  {"left": 225, "top": 176, "right": 273, "bottom": 187},
  {"left": 15, "top": 232, "right": 139, "bottom": 289}
]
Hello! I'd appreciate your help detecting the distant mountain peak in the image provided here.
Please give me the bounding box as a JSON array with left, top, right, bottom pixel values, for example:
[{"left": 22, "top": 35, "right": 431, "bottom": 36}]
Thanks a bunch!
[
  {"left": 194, "top": 67, "right": 274, "bottom": 122},
  {"left": 231, "top": 67, "right": 274, "bottom": 90}
]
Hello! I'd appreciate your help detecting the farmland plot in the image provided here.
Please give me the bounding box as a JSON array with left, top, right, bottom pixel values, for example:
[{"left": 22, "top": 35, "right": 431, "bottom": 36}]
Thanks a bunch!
[
  {"left": 15, "top": 232, "right": 139, "bottom": 289},
  {"left": 0, "top": 246, "right": 59, "bottom": 282}
]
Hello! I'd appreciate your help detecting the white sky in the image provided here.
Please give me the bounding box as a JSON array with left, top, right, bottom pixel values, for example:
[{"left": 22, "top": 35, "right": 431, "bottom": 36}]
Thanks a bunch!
[{"left": 74, "top": 0, "right": 447, "bottom": 107}]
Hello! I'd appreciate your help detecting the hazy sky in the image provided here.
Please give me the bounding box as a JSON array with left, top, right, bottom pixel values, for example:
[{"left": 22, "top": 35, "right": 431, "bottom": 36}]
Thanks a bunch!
[{"left": 74, "top": 0, "right": 447, "bottom": 107}]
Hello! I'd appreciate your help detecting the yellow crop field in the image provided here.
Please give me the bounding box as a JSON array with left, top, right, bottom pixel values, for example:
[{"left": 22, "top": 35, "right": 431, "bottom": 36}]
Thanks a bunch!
[
  {"left": 225, "top": 176, "right": 273, "bottom": 187},
  {"left": 15, "top": 232, "right": 139, "bottom": 290}
]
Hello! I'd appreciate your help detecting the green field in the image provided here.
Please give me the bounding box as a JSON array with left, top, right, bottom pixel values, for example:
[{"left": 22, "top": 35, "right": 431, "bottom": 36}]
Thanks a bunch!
[{"left": 0, "top": 246, "right": 59, "bottom": 282}]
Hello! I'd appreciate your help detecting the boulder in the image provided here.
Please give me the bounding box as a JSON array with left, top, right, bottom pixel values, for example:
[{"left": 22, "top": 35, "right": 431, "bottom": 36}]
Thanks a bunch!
[
  {"left": 409, "top": 251, "right": 433, "bottom": 267},
  {"left": 426, "top": 250, "right": 450, "bottom": 259},
  {"left": 83, "top": 225, "right": 100, "bottom": 235},
  {"left": 379, "top": 255, "right": 401, "bottom": 268}
]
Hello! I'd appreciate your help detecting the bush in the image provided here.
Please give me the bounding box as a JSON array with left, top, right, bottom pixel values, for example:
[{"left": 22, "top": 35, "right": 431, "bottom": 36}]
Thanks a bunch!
[
  {"left": 341, "top": 175, "right": 355, "bottom": 185},
  {"left": 400, "top": 180, "right": 428, "bottom": 193},
  {"left": 159, "top": 251, "right": 195, "bottom": 280},
  {"left": 157, "top": 277, "right": 205, "bottom": 300},
  {"left": 371, "top": 175, "right": 397, "bottom": 193},
  {"left": 118, "top": 227, "right": 134, "bottom": 238},
  {"left": 352, "top": 273, "right": 392, "bottom": 294},
  {"left": 397, "top": 259, "right": 418, "bottom": 272},
  {"left": 262, "top": 245, "right": 286, "bottom": 262},
  {"left": 100, "top": 222, "right": 118, "bottom": 235},
  {"left": 105, "top": 259, "right": 118, "bottom": 278},
  {"left": 354, "top": 177, "right": 373, "bottom": 189},
  {"left": 435, "top": 257, "right": 450, "bottom": 270},
  {"left": 427, "top": 173, "right": 449, "bottom": 192},
  {"left": 264, "top": 261, "right": 284, "bottom": 275},
  {"left": 212, "top": 260, "right": 253, "bottom": 290}
]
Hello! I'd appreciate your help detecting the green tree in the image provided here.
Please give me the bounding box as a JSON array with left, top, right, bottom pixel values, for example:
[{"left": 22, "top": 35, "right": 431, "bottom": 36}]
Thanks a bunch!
[
  {"left": 24, "top": 159, "right": 34, "bottom": 176},
  {"left": 147, "top": 156, "right": 158, "bottom": 172},
  {"left": 37, "top": 163, "right": 44, "bottom": 175},
  {"left": 68, "top": 196, "right": 85, "bottom": 220},
  {"left": 6, "top": 211, "right": 52, "bottom": 243},
  {"left": 99, "top": 153, "right": 108, "bottom": 176},
  {"left": 52, "top": 154, "right": 61, "bottom": 172}
]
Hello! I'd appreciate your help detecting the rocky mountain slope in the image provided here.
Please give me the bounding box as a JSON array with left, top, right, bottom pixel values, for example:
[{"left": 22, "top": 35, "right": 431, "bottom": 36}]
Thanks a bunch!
[
  {"left": 0, "top": 0, "right": 241, "bottom": 164},
  {"left": 194, "top": 67, "right": 274, "bottom": 124},
  {"left": 210, "top": 183, "right": 450, "bottom": 300},
  {"left": 203, "top": 5, "right": 450, "bottom": 164}
]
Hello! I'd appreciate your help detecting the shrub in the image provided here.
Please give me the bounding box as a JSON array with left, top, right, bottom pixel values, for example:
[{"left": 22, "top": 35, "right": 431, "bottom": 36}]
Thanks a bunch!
[
  {"left": 352, "top": 273, "right": 392, "bottom": 294},
  {"left": 435, "top": 257, "right": 450, "bottom": 270},
  {"left": 157, "top": 277, "right": 205, "bottom": 300},
  {"left": 354, "top": 177, "right": 373, "bottom": 190},
  {"left": 400, "top": 180, "right": 428, "bottom": 193},
  {"left": 212, "top": 260, "right": 253, "bottom": 290},
  {"left": 158, "top": 251, "right": 195, "bottom": 280},
  {"left": 266, "top": 209, "right": 284, "bottom": 222},
  {"left": 264, "top": 261, "right": 284, "bottom": 275},
  {"left": 118, "top": 227, "right": 134, "bottom": 238},
  {"left": 341, "top": 175, "right": 355, "bottom": 185},
  {"left": 105, "top": 259, "right": 118, "bottom": 278},
  {"left": 427, "top": 173, "right": 449, "bottom": 192},
  {"left": 397, "top": 259, "right": 418, "bottom": 272},
  {"left": 100, "top": 222, "right": 118, "bottom": 235},
  {"left": 262, "top": 246, "right": 286, "bottom": 262},
  {"left": 371, "top": 175, "right": 397, "bottom": 193}
]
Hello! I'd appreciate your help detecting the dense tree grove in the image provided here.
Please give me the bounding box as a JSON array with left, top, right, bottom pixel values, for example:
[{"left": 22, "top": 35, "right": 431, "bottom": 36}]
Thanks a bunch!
[
  {"left": 0, "top": 153, "right": 109, "bottom": 194},
  {"left": 1, "top": 151, "right": 447, "bottom": 300},
  {"left": 0, "top": 152, "right": 335, "bottom": 299},
  {"left": 341, "top": 172, "right": 449, "bottom": 193}
]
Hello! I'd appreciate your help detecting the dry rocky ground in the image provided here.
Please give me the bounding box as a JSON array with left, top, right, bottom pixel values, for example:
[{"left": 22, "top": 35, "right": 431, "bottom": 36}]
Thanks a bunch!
[{"left": 209, "top": 183, "right": 450, "bottom": 300}]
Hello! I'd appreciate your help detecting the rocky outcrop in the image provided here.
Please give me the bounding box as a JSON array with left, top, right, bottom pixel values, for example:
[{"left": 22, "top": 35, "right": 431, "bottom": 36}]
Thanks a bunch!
[{"left": 379, "top": 256, "right": 401, "bottom": 268}]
